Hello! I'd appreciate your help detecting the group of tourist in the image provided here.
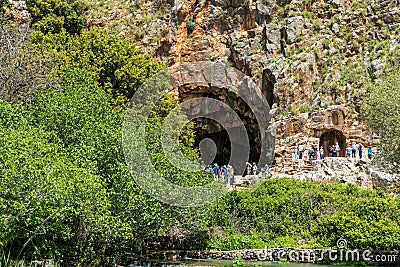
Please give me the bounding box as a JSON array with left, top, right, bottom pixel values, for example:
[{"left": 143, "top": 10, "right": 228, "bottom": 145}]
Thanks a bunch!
[
  {"left": 292, "top": 144, "right": 323, "bottom": 165},
  {"left": 203, "top": 140, "right": 376, "bottom": 187},
  {"left": 245, "top": 162, "right": 271, "bottom": 179},
  {"left": 203, "top": 163, "right": 235, "bottom": 189},
  {"left": 245, "top": 162, "right": 258, "bottom": 176},
  {"left": 293, "top": 141, "right": 375, "bottom": 165},
  {"left": 203, "top": 161, "right": 271, "bottom": 189},
  {"left": 345, "top": 142, "right": 363, "bottom": 159},
  {"left": 327, "top": 142, "right": 341, "bottom": 157}
]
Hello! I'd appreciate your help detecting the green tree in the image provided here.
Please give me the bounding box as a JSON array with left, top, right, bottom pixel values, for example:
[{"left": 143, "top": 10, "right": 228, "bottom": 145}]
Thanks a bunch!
[
  {"left": 0, "top": 0, "right": 10, "bottom": 24},
  {"left": 32, "top": 28, "right": 166, "bottom": 107},
  {"left": 362, "top": 69, "right": 400, "bottom": 170},
  {"left": 0, "top": 25, "right": 60, "bottom": 103},
  {"left": 32, "top": 69, "right": 122, "bottom": 176},
  {"left": 0, "top": 100, "right": 115, "bottom": 265},
  {"left": 28, "top": 68, "right": 208, "bottom": 261},
  {"left": 26, "top": 0, "right": 87, "bottom": 34}
]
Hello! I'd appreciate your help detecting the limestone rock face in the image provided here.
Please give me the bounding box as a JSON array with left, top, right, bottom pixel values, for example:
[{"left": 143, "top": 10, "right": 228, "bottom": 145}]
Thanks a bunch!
[
  {"left": 265, "top": 23, "right": 281, "bottom": 49},
  {"left": 370, "top": 171, "right": 398, "bottom": 187},
  {"left": 59, "top": 0, "right": 400, "bottom": 98},
  {"left": 271, "top": 105, "right": 373, "bottom": 164},
  {"left": 284, "top": 16, "right": 304, "bottom": 44}
]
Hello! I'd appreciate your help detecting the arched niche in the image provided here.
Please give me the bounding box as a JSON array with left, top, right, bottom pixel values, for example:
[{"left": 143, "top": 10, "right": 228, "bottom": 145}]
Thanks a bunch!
[{"left": 320, "top": 130, "right": 346, "bottom": 157}]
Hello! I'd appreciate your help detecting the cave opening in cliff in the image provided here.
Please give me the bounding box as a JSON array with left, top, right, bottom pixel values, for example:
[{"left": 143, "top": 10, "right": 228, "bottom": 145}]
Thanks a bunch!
[
  {"left": 262, "top": 69, "right": 277, "bottom": 108},
  {"left": 320, "top": 130, "right": 346, "bottom": 157},
  {"left": 178, "top": 85, "right": 262, "bottom": 171}
]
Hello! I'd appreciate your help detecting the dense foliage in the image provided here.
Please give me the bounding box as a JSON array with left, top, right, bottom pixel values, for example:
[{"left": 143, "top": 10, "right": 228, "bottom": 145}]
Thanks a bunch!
[
  {"left": 26, "top": 0, "right": 87, "bottom": 34},
  {"left": 0, "top": 20, "right": 209, "bottom": 264},
  {"left": 0, "top": 0, "right": 10, "bottom": 24},
  {"left": 207, "top": 178, "right": 400, "bottom": 251},
  {"left": 31, "top": 28, "right": 165, "bottom": 108},
  {"left": 0, "top": 2, "right": 399, "bottom": 265},
  {"left": 0, "top": 68, "right": 211, "bottom": 265},
  {"left": 362, "top": 68, "right": 400, "bottom": 170},
  {"left": 0, "top": 73, "right": 115, "bottom": 264}
]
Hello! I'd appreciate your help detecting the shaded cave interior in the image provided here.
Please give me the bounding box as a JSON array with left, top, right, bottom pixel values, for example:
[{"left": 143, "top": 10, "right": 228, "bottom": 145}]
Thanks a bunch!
[
  {"left": 319, "top": 130, "right": 346, "bottom": 157},
  {"left": 177, "top": 85, "right": 263, "bottom": 169}
]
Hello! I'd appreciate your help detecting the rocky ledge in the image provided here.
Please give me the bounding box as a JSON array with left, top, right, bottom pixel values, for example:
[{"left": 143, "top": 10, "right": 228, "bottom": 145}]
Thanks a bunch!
[{"left": 270, "top": 156, "right": 400, "bottom": 193}]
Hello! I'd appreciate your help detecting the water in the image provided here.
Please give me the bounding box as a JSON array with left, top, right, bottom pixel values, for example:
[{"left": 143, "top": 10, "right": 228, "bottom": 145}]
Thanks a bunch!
[{"left": 128, "top": 259, "right": 348, "bottom": 267}]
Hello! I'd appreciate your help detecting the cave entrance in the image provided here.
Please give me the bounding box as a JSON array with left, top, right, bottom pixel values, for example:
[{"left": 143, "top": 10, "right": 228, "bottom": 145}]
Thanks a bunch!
[
  {"left": 193, "top": 119, "right": 261, "bottom": 167},
  {"left": 320, "top": 130, "right": 346, "bottom": 157},
  {"left": 178, "top": 85, "right": 262, "bottom": 172}
]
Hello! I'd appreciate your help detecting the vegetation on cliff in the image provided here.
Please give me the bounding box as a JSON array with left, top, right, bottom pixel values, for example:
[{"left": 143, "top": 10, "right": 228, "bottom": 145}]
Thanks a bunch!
[
  {"left": 31, "top": 27, "right": 165, "bottom": 108},
  {"left": 26, "top": 0, "right": 87, "bottom": 34},
  {"left": 363, "top": 68, "right": 400, "bottom": 171}
]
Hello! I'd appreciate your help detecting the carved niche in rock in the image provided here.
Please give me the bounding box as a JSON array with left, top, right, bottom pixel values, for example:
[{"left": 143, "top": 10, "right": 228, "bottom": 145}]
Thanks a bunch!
[
  {"left": 325, "top": 108, "right": 345, "bottom": 127},
  {"left": 320, "top": 129, "right": 346, "bottom": 157}
]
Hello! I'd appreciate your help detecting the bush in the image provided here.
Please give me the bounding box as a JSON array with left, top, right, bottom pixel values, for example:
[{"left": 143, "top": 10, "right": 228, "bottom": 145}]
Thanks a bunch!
[
  {"left": 0, "top": 101, "right": 113, "bottom": 264},
  {"left": 300, "top": 105, "right": 309, "bottom": 113},
  {"left": 290, "top": 106, "right": 299, "bottom": 115},
  {"left": 26, "top": 0, "right": 87, "bottom": 33},
  {"left": 0, "top": 25, "right": 60, "bottom": 103},
  {"left": 0, "top": 67, "right": 211, "bottom": 263},
  {"left": 0, "top": 0, "right": 10, "bottom": 24},
  {"left": 206, "top": 179, "right": 400, "bottom": 250},
  {"left": 31, "top": 28, "right": 166, "bottom": 108},
  {"left": 187, "top": 16, "right": 195, "bottom": 33}
]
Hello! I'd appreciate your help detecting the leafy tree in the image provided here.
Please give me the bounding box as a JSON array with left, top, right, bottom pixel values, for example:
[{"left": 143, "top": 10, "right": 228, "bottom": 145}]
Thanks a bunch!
[
  {"left": 32, "top": 69, "right": 122, "bottom": 176},
  {"left": 25, "top": 0, "right": 87, "bottom": 34},
  {"left": 32, "top": 28, "right": 166, "bottom": 107},
  {"left": 0, "top": 69, "right": 168, "bottom": 264},
  {"left": 0, "top": 25, "right": 60, "bottom": 103},
  {"left": 362, "top": 68, "right": 400, "bottom": 170},
  {"left": 0, "top": 100, "right": 114, "bottom": 264},
  {"left": 30, "top": 69, "right": 168, "bottom": 241}
]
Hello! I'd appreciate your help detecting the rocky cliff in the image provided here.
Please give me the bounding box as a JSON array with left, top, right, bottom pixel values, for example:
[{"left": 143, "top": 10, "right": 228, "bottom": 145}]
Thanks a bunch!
[{"left": 114, "top": 0, "right": 400, "bottom": 166}]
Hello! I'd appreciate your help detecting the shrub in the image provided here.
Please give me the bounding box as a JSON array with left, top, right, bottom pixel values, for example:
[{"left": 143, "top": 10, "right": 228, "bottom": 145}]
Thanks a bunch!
[
  {"left": 26, "top": 0, "right": 87, "bottom": 34},
  {"left": 0, "top": 99, "right": 114, "bottom": 264},
  {"left": 300, "top": 105, "right": 309, "bottom": 113},
  {"left": 0, "top": 25, "right": 60, "bottom": 103},
  {"left": 362, "top": 68, "right": 400, "bottom": 171},
  {"left": 0, "top": 0, "right": 10, "bottom": 24},
  {"left": 207, "top": 179, "right": 400, "bottom": 251},
  {"left": 187, "top": 16, "right": 195, "bottom": 32},
  {"left": 31, "top": 27, "right": 165, "bottom": 108},
  {"left": 290, "top": 106, "right": 300, "bottom": 115}
]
